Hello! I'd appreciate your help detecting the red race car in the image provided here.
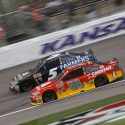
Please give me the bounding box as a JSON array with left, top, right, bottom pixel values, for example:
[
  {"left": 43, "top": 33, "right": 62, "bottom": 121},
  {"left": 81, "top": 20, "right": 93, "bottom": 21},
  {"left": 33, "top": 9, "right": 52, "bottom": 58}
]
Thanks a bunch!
[{"left": 30, "top": 58, "right": 123, "bottom": 105}]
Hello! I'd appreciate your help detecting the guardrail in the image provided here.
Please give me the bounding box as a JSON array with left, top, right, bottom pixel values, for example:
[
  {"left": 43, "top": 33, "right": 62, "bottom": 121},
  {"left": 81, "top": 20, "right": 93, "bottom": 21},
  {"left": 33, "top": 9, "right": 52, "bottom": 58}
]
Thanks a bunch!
[{"left": 0, "top": 10, "right": 125, "bottom": 70}]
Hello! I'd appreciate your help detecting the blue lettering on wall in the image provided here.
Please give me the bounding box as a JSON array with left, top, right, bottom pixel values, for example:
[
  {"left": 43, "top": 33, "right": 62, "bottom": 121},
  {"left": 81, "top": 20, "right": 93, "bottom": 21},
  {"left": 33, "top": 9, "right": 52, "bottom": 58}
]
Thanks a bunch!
[
  {"left": 59, "top": 35, "right": 76, "bottom": 50},
  {"left": 114, "top": 18, "right": 125, "bottom": 32},
  {"left": 40, "top": 18, "right": 125, "bottom": 54},
  {"left": 41, "top": 40, "right": 58, "bottom": 54}
]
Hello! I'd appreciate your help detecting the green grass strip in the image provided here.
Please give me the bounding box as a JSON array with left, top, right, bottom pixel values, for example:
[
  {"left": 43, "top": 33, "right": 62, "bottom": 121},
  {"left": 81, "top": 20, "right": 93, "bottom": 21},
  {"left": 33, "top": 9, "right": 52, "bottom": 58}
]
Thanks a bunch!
[
  {"left": 20, "top": 93, "right": 125, "bottom": 125},
  {"left": 101, "top": 118, "right": 125, "bottom": 125}
]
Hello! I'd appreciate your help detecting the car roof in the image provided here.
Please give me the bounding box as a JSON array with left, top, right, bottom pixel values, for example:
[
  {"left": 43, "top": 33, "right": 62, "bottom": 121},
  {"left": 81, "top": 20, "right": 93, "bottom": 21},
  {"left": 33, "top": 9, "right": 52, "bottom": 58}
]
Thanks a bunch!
[
  {"left": 46, "top": 52, "right": 69, "bottom": 61},
  {"left": 46, "top": 53, "right": 61, "bottom": 61},
  {"left": 45, "top": 51, "right": 89, "bottom": 61}
]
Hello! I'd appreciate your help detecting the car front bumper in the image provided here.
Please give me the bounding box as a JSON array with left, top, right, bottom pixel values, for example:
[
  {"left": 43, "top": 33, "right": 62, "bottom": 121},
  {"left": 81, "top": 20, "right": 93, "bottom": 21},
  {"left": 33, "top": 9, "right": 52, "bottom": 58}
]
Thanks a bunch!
[
  {"left": 9, "top": 81, "right": 20, "bottom": 93},
  {"left": 30, "top": 96, "right": 43, "bottom": 105}
]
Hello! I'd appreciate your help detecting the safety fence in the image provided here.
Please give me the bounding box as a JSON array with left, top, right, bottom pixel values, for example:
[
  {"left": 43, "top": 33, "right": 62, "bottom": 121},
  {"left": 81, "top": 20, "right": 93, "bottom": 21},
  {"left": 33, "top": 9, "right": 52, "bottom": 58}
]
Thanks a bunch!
[{"left": 0, "top": 0, "right": 125, "bottom": 46}]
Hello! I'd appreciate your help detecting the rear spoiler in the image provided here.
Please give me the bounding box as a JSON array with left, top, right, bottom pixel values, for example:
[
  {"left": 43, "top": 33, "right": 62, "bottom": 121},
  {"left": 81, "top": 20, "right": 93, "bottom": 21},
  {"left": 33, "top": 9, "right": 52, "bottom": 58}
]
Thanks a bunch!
[{"left": 107, "top": 58, "right": 118, "bottom": 64}]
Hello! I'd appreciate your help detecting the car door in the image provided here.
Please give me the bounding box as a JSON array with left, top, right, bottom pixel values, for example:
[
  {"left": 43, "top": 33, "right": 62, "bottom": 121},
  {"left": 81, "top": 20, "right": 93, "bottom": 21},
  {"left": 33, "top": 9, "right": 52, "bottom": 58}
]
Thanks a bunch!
[
  {"left": 33, "top": 57, "right": 61, "bottom": 84},
  {"left": 62, "top": 68, "right": 85, "bottom": 95},
  {"left": 32, "top": 64, "right": 46, "bottom": 84},
  {"left": 44, "top": 57, "right": 61, "bottom": 81}
]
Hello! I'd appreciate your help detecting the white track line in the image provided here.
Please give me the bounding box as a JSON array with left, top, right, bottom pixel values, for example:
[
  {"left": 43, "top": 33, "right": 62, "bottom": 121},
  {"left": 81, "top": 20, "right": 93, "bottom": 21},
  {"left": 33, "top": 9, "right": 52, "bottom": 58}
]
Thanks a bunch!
[
  {"left": 0, "top": 79, "right": 125, "bottom": 118},
  {"left": 0, "top": 106, "right": 38, "bottom": 118}
]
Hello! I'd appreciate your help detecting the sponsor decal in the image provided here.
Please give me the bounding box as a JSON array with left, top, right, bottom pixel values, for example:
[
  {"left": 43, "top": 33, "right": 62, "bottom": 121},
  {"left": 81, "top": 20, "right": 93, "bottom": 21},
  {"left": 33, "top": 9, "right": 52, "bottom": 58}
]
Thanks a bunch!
[
  {"left": 49, "top": 100, "right": 125, "bottom": 125},
  {"left": 67, "top": 79, "right": 84, "bottom": 91},
  {"left": 40, "top": 81, "right": 51, "bottom": 88},
  {"left": 17, "top": 74, "right": 23, "bottom": 80},
  {"left": 59, "top": 55, "right": 90, "bottom": 70},
  {"left": 91, "top": 65, "right": 112, "bottom": 76},
  {"left": 22, "top": 71, "right": 30, "bottom": 76},
  {"left": 56, "top": 81, "right": 66, "bottom": 93},
  {"left": 41, "top": 18, "right": 125, "bottom": 54}
]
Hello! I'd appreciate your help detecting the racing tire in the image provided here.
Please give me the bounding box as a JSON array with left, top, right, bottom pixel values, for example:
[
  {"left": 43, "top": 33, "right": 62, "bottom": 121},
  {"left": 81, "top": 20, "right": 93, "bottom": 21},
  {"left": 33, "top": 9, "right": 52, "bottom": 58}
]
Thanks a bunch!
[
  {"left": 94, "top": 75, "right": 109, "bottom": 87},
  {"left": 20, "top": 80, "right": 34, "bottom": 92},
  {"left": 42, "top": 90, "right": 57, "bottom": 103}
]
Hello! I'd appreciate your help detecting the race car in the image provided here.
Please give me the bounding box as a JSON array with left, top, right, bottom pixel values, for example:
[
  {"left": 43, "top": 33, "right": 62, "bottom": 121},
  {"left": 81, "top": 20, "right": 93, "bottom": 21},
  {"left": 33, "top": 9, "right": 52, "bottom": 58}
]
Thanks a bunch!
[
  {"left": 30, "top": 58, "right": 123, "bottom": 105},
  {"left": 9, "top": 49, "right": 97, "bottom": 93}
]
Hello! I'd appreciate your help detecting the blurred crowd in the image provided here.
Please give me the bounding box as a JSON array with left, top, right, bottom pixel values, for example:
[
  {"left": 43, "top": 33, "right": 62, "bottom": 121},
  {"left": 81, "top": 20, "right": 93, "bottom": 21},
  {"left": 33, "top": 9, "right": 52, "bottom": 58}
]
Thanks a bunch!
[
  {"left": 0, "top": 0, "right": 125, "bottom": 46},
  {"left": 16, "top": 0, "right": 101, "bottom": 32}
]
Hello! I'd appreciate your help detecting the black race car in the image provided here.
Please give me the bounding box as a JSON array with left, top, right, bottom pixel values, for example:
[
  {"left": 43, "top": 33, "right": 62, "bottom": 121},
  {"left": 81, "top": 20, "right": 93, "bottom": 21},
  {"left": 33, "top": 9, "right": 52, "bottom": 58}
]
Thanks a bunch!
[{"left": 9, "top": 50, "right": 97, "bottom": 93}]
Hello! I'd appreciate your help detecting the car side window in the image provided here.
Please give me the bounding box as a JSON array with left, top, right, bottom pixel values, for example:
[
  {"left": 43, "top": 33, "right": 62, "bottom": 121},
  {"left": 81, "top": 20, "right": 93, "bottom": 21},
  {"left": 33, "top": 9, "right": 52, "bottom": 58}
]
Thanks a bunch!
[
  {"left": 63, "top": 68, "right": 84, "bottom": 81},
  {"left": 45, "top": 58, "right": 60, "bottom": 70},
  {"left": 85, "top": 66, "right": 99, "bottom": 74},
  {"left": 38, "top": 64, "right": 45, "bottom": 72}
]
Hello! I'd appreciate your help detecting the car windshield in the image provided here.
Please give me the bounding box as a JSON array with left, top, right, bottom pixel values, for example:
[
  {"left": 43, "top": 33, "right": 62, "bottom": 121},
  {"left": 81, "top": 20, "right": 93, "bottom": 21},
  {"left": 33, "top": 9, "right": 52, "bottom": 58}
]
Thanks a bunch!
[
  {"left": 61, "top": 55, "right": 76, "bottom": 64},
  {"left": 53, "top": 70, "right": 64, "bottom": 82},
  {"left": 31, "top": 60, "right": 44, "bottom": 73}
]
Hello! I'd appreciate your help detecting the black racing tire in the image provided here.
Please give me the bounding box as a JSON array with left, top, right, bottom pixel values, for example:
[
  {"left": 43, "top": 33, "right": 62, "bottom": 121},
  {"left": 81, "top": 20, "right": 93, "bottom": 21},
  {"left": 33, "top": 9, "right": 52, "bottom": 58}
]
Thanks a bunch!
[
  {"left": 94, "top": 75, "right": 109, "bottom": 87},
  {"left": 42, "top": 90, "right": 57, "bottom": 103},
  {"left": 20, "top": 80, "right": 34, "bottom": 92}
]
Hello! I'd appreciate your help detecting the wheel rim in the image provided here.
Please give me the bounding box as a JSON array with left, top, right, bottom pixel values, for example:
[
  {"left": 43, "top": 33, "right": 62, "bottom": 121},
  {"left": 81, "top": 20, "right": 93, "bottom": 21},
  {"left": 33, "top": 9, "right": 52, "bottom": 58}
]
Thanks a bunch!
[
  {"left": 43, "top": 91, "right": 56, "bottom": 102},
  {"left": 98, "top": 77, "right": 105, "bottom": 84},
  {"left": 22, "top": 82, "right": 32, "bottom": 91},
  {"left": 95, "top": 76, "right": 107, "bottom": 87}
]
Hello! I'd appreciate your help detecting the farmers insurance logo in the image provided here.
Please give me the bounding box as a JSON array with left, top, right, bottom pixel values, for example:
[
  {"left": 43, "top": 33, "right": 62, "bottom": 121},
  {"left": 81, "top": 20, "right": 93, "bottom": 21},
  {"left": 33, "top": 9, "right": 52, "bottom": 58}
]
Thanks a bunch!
[
  {"left": 41, "top": 17, "right": 125, "bottom": 54},
  {"left": 59, "top": 55, "right": 90, "bottom": 70},
  {"left": 48, "top": 100, "right": 125, "bottom": 125}
]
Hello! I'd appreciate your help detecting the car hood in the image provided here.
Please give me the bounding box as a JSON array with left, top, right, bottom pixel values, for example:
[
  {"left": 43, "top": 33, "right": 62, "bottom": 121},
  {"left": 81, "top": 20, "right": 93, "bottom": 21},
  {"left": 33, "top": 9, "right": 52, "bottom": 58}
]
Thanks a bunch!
[
  {"left": 13, "top": 70, "right": 31, "bottom": 81},
  {"left": 31, "top": 80, "right": 53, "bottom": 93}
]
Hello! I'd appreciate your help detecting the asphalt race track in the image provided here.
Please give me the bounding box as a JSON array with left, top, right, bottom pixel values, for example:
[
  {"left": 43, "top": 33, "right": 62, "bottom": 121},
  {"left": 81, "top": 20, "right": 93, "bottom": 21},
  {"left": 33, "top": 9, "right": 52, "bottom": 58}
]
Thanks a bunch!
[{"left": 0, "top": 34, "right": 125, "bottom": 125}]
